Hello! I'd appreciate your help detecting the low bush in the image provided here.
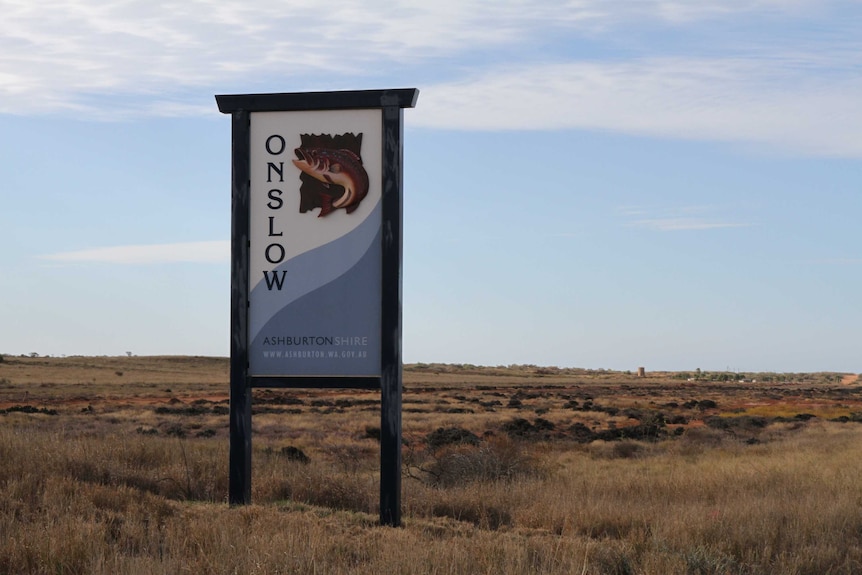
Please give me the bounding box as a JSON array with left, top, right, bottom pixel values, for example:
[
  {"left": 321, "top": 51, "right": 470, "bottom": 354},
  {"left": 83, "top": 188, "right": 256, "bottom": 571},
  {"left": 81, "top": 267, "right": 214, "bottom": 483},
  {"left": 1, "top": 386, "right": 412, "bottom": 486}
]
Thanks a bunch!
[
  {"left": 501, "top": 417, "right": 556, "bottom": 440},
  {"left": 1, "top": 405, "right": 59, "bottom": 416},
  {"left": 704, "top": 415, "right": 768, "bottom": 431},
  {"left": 422, "top": 437, "right": 541, "bottom": 487},
  {"left": 426, "top": 427, "right": 480, "bottom": 450},
  {"left": 280, "top": 446, "right": 310, "bottom": 464}
]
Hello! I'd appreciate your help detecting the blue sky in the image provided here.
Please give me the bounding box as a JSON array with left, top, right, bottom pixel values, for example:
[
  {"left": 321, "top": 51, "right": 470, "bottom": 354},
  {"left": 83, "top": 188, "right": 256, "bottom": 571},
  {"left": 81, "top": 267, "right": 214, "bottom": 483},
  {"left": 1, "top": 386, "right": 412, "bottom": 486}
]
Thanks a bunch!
[{"left": 1, "top": 0, "right": 860, "bottom": 372}]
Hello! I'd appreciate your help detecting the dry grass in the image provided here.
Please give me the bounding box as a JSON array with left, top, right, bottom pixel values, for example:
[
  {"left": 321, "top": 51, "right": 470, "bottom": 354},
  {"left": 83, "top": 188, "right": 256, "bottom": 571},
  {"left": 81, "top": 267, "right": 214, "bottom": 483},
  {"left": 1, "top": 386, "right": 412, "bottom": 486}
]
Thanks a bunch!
[{"left": 1, "top": 356, "right": 861, "bottom": 574}]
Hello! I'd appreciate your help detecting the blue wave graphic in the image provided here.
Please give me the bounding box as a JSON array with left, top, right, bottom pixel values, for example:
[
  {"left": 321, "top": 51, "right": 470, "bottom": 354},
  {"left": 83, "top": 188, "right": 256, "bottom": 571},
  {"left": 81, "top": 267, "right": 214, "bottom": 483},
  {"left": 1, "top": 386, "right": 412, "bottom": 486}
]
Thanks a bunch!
[
  {"left": 249, "top": 200, "right": 381, "bottom": 343},
  {"left": 250, "top": 225, "right": 381, "bottom": 376}
]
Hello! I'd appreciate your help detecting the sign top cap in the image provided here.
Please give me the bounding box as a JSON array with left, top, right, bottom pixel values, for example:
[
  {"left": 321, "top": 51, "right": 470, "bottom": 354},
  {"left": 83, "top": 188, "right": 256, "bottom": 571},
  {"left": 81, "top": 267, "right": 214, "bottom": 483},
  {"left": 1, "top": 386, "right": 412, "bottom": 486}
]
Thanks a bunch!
[{"left": 216, "top": 88, "right": 419, "bottom": 114}]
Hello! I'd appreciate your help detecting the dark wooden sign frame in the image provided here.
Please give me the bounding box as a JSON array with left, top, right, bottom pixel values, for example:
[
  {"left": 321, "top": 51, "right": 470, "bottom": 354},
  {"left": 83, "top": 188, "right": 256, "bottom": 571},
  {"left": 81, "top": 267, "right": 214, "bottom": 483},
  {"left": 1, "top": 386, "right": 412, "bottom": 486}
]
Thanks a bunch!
[{"left": 216, "top": 88, "right": 418, "bottom": 526}]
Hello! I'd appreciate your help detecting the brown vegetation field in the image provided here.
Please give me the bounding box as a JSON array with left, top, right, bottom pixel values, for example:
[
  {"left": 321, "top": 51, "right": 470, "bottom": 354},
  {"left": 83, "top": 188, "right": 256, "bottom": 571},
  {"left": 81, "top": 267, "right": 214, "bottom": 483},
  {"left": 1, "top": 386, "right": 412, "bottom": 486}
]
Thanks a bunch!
[{"left": 1, "top": 355, "right": 861, "bottom": 574}]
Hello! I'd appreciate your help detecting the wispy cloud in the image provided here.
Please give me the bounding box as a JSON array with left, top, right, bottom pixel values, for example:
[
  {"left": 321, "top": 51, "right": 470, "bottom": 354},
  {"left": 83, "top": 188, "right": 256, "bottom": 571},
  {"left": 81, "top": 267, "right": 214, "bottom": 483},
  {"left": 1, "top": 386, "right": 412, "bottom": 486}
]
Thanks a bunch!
[
  {"left": 39, "top": 241, "right": 229, "bottom": 264},
  {"left": 1, "top": 0, "right": 859, "bottom": 156},
  {"left": 630, "top": 218, "right": 750, "bottom": 232},
  {"left": 649, "top": 0, "right": 819, "bottom": 22},
  {"left": 621, "top": 206, "right": 751, "bottom": 231},
  {"left": 803, "top": 258, "right": 862, "bottom": 265},
  {"left": 0, "top": 0, "right": 605, "bottom": 114},
  {"left": 413, "top": 55, "right": 862, "bottom": 157}
]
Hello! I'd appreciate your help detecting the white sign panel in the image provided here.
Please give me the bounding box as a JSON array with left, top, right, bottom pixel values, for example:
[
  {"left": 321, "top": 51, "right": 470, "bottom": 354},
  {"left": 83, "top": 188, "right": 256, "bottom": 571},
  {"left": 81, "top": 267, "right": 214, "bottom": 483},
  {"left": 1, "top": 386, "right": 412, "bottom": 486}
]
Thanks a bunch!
[{"left": 248, "top": 109, "right": 382, "bottom": 376}]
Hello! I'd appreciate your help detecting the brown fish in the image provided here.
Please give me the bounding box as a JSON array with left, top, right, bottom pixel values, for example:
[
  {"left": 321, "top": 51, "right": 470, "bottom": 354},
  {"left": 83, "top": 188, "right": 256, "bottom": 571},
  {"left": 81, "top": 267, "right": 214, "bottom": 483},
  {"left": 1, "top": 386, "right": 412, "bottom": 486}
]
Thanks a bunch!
[{"left": 292, "top": 147, "right": 369, "bottom": 216}]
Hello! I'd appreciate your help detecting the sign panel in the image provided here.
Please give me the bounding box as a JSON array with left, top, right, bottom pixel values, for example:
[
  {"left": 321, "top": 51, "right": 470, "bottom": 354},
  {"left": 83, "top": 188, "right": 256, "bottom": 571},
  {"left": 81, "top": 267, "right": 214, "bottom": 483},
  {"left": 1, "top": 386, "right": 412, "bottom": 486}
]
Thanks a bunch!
[{"left": 248, "top": 109, "right": 383, "bottom": 376}]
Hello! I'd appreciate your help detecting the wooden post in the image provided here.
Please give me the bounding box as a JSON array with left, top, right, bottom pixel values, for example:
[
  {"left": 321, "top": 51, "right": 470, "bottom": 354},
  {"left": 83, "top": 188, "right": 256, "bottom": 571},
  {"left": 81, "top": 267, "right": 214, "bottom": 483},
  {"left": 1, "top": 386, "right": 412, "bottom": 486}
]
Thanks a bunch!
[
  {"left": 379, "top": 98, "right": 404, "bottom": 526},
  {"left": 228, "top": 108, "right": 252, "bottom": 505}
]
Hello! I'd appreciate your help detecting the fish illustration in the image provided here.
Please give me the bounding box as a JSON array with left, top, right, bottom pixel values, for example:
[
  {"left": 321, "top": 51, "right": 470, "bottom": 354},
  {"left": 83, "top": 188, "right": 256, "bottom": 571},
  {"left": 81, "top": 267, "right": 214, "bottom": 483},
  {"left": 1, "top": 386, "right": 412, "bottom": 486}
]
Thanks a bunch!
[{"left": 292, "top": 146, "right": 369, "bottom": 217}]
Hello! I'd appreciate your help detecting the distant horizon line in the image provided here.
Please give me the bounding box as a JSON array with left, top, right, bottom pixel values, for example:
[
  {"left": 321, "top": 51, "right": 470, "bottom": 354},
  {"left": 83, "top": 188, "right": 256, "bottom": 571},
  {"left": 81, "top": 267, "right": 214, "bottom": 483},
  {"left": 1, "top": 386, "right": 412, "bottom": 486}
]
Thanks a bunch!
[{"left": 2, "top": 353, "right": 856, "bottom": 376}]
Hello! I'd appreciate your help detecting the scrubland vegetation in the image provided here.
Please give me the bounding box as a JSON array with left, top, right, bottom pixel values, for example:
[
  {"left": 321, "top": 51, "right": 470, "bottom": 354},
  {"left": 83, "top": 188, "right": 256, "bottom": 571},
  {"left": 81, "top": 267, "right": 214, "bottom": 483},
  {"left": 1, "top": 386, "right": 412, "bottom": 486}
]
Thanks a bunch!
[{"left": 1, "top": 356, "right": 861, "bottom": 574}]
